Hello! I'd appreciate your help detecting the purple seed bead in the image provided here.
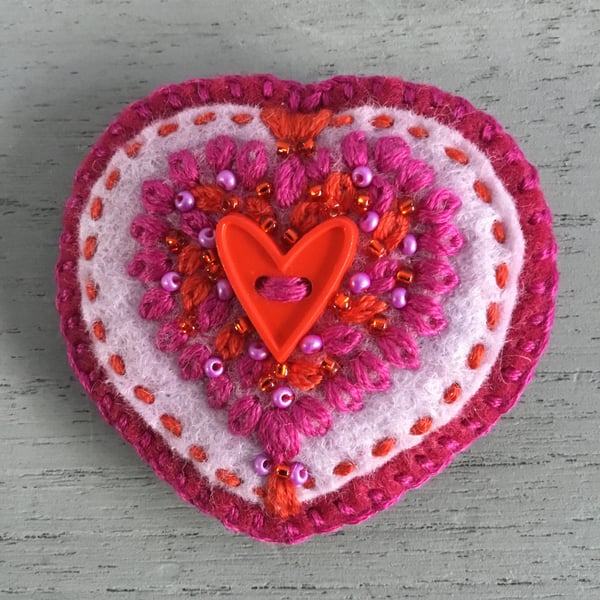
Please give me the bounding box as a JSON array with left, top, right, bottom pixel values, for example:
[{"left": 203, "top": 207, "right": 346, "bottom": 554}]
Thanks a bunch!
[
  {"left": 401, "top": 233, "right": 418, "bottom": 256},
  {"left": 160, "top": 271, "right": 181, "bottom": 292},
  {"left": 248, "top": 341, "right": 268, "bottom": 361},
  {"left": 216, "top": 169, "right": 237, "bottom": 191},
  {"left": 216, "top": 278, "right": 234, "bottom": 301},
  {"left": 359, "top": 210, "right": 380, "bottom": 233},
  {"left": 272, "top": 386, "right": 295, "bottom": 409},
  {"left": 290, "top": 462, "right": 309, "bottom": 486},
  {"left": 391, "top": 286, "right": 407, "bottom": 309},
  {"left": 351, "top": 165, "right": 373, "bottom": 188},
  {"left": 299, "top": 334, "right": 323, "bottom": 355},
  {"left": 253, "top": 453, "right": 273, "bottom": 477},
  {"left": 174, "top": 190, "right": 195, "bottom": 212},
  {"left": 203, "top": 356, "right": 224, "bottom": 378},
  {"left": 349, "top": 272, "right": 371, "bottom": 294},
  {"left": 198, "top": 227, "right": 216, "bottom": 248}
]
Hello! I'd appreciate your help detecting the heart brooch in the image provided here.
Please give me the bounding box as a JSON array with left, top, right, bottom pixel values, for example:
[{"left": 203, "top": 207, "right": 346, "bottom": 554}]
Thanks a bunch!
[{"left": 56, "top": 76, "right": 558, "bottom": 543}]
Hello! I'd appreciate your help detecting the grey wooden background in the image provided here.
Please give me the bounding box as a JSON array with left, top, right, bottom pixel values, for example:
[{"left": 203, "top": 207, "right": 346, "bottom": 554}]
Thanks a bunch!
[{"left": 1, "top": 1, "right": 598, "bottom": 598}]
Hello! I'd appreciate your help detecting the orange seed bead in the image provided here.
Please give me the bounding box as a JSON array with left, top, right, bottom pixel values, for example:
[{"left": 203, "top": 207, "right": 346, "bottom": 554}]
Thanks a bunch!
[
  {"left": 256, "top": 181, "right": 273, "bottom": 198},
  {"left": 395, "top": 269, "right": 414, "bottom": 285},
  {"left": 258, "top": 215, "right": 277, "bottom": 234},
  {"left": 399, "top": 199, "right": 415, "bottom": 215},
  {"left": 258, "top": 374, "right": 276, "bottom": 392},
  {"left": 233, "top": 316, "right": 251, "bottom": 335},
  {"left": 367, "top": 239, "right": 386, "bottom": 258},
  {"left": 320, "top": 357, "right": 340, "bottom": 377},
  {"left": 369, "top": 314, "right": 389, "bottom": 332},
  {"left": 275, "top": 362, "right": 289, "bottom": 378},
  {"left": 355, "top": 194, "right": 371, "bottom": 213},
  {"left": 277, "top": 140, "right": 291, "bottom": 158},
  {"left": 333, "top": 291, "right": 352, "bottom": 311},
  {"left": 283, "top": 228, "right": 300, "bottom": 245}
]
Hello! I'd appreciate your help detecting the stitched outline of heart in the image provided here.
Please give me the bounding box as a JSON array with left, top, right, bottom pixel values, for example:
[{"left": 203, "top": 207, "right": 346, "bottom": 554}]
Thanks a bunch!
[{"left": 56, "top": 76, "right": 558, "bottom": 543}]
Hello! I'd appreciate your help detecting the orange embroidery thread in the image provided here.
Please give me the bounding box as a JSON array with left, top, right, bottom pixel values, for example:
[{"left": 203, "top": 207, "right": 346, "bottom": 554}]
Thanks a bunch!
[
  {"left": 407, "top": 126, "right": 429, "bottom": 139},
  {"left": 125, "top": 141, "right": 143, "bottom": 158},
  {"left": 194, "top": 111, "right": 216, "bottom": 125},
  {"left": 443, "top": 383, "right": 462, "bottom": 404},
  {"left": 473, "top": 180, "right": 492, "bottom": 203},
  {"left": 92, "top": 320, "right": 106, "bottom": 341},
  {"left": 216, "top": 468, "right": 242, "bottom": 487},
  {"left": 333, "top": 461, "right": 355, "bottom": 476},
  {"left": 496, "top": 263, "right": 509, "bottom": 289},
  {"left": 231, "top": 113, "right": 253, "bottom": 125},
  {"left": 189, "top": 445, "right": 207, "bottom": 462},
  {"left": 109, "top": 354, "right": 126, "bottom": 376},
  {"left": 133, "top": 385, "right": 155, "bottom": 404},
  {"left": 105, "top": 168, "right": 120, "bottom": 190},
  {"left": 90, "top": 197, "right": 103, "bottom": 220},
  {"left": 330, "top": 114, "right": 354, "bottom": 127},
  {"left": 83, "top": 236, "right": 97, "bottom": 260},
  {"left": 158, "top": 122, "right": 179, "bottom": 137},
  {"left": 410, "top": 416, "right": 433, "bottom": 435},
  {"left": 160, "top": 414, "right": 182, "bottom": 437},
  {"left": 444, "top": 147, "right": 469, "bottom": 165},
  {"left": 486, "top": 302, "right": 500, "bottom": 330},
  {"left": 493, "top": 221, "right": 506, "bottom": 243},
  {"left": 85, "top": 281, "right": 98, "bottom": 301},
  {"left": 372, "top": 437, "right": 396, "bottom": 457},
  {"left": 467, "top": 344, "right": 485, "bottom": 369},
  {"left": 371, "top": 114, "right": 394, "bottom": 128}
]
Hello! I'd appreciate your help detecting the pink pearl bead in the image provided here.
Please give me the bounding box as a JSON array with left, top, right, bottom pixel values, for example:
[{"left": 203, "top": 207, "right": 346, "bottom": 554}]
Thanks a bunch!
[
  {"left": 216, "top": 169, "right": 237, "bottom": 191},
  {"left": 401, "top": 233, "right": 418, "bottom": 256},
  {"left": 290, "top": 462, "right": 309, "bottom": 486},
  {"left": 216, "top": 278, "right": 234, "bottom": 301},
  {"left": 299, "top": 334, "right": 323, "bottom": 355},
  {"left": 349, "top": 272, "right": 371, "bottom": 294},
  {"left": 248, "top": 341, "right": 268, "bottom": 361},
  {"left": 391, "top": 287, "right": 407, "bottom": 309},
  {"left": 351, "top": 165, "right": 373, "bottom": 188},
  {"left": 253, "top": 453, "right": 272, "bottom": 476},
  {"left": 174, "top": 190, "right": 195, "bottom": 212},
  {"left": 203, "top": 356, "right": 224, "bottom": 378},
  {"left": 198, "top": 227, "right": 216, "bottom": 248},
  {"left": 272, "top": 386, "right": 294, "bottom": 409},
  {"left": 359, "top": 210, "right": 380, "bottom": 233},
  {"left": 160, "top": 271, "right": 181, "bottom": 292}
]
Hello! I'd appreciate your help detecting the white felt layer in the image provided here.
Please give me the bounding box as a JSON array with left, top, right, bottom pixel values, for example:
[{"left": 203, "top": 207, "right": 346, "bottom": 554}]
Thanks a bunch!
[{"left": 77, "top": 104, "right": 524, "bottom": 503}]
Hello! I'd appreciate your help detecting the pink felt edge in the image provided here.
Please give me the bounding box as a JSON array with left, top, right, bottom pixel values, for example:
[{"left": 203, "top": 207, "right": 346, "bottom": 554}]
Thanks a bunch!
[{"left": 55, "top": 74, "right": 558, "bottom": 544}]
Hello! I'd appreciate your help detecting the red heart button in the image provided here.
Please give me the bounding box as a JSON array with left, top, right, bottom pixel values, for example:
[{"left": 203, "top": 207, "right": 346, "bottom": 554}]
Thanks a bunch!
[{"left": 216, "top": 214, "right": 359, "bottom": 363}]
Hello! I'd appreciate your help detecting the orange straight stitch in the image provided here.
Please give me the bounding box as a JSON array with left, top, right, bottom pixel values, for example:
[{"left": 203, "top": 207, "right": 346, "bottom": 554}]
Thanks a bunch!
[
  {"left": 216, "top": 468, "right": 242, "bottom": 487},
  {"left": 371, "top": 114, "right": 394, "bottom": 128},
  {"left": 105, "top": 169, "right": 120, "bottom": 190},
  {"left": 109, "top": 354, "right": 126, "bottom": 376},
  {"left": 158, "top": 122, "right": 179, "bottom": 136},
  {"left": 372, "top": 437, "right": 395, "bottom": 457},
  {"left": 134, "top": 385, "right": 155, "bottom": 404},
  {"left": 160, "top": 414, "right": 182, "bottom": 437},
  {"left": 90, "top": 197, "right": 103, "bottom": 220}
]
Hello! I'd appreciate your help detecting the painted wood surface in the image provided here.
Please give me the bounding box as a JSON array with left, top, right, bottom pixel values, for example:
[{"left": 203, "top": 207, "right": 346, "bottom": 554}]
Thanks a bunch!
[{"left": 1, "top": 1, "right": 598, "bottom": 598}]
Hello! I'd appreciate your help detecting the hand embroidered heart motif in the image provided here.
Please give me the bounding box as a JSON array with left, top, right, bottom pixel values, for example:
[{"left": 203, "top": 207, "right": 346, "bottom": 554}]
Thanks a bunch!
[{"left": 56, "top": 76, "right": 557, "bottom": 543}]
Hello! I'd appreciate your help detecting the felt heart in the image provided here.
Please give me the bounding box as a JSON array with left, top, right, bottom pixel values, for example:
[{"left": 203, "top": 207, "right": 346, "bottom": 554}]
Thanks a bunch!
[
  {"left": 216, "top": 214, "right": 359, "bottom": 363},
  {"left": 56, "top": 75, "right": 557, "bottom": 543}
]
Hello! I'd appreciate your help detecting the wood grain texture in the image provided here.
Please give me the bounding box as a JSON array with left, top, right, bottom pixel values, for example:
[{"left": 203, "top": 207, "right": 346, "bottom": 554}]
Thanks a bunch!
[{"left": 1, "top": 0, "right": 598, "bottom": 598}]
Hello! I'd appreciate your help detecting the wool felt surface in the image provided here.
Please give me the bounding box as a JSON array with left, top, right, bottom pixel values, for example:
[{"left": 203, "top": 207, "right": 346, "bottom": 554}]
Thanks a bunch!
[{"left": 56, "top": 75, "right": 558, "bottom": 543}]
